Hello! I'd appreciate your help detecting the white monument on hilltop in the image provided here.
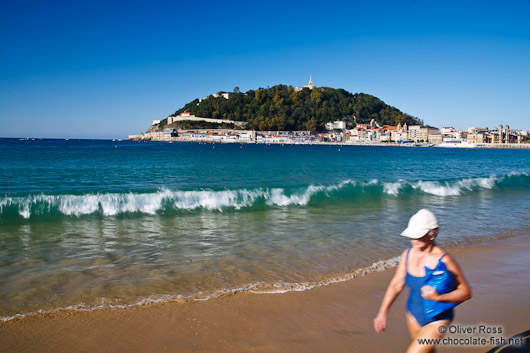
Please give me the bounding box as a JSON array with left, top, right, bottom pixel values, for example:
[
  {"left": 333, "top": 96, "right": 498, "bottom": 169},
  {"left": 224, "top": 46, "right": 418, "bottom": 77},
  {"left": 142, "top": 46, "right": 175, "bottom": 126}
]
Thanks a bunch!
[{"left": 295, "top": 75, "right": 316, "bottom": 92}]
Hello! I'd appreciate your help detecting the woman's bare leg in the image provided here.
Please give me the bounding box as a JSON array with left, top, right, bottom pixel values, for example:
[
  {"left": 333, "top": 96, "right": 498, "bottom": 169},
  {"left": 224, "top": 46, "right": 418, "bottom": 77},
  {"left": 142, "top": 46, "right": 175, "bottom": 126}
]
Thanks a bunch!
[
  {"left": 406, "top": 317, "right": 451, "bottom": 353},
  {"left": 406, "top": 312, "right": 421, "bottom": 339}
]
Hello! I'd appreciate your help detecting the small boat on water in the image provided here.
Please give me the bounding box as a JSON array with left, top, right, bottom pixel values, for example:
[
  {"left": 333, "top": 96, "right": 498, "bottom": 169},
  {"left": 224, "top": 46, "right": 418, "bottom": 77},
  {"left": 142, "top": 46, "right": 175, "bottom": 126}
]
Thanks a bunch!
[{"left": 436, "top": 138, "right": 485, "bottom": 148}]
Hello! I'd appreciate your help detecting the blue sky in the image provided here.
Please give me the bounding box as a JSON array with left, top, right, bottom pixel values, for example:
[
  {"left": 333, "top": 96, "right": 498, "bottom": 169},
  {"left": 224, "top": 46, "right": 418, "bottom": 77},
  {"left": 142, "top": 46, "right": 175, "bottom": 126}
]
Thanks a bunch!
[{"left": 1, "top": 0, "right": 529, "bottom": 139}]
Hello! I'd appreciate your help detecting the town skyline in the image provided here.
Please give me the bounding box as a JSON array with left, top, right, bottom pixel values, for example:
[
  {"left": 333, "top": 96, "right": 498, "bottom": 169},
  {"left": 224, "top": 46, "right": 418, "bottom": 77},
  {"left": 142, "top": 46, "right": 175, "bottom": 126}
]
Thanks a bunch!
[{"left": 131, "top": 107, "right": 529, "bottom": 147}]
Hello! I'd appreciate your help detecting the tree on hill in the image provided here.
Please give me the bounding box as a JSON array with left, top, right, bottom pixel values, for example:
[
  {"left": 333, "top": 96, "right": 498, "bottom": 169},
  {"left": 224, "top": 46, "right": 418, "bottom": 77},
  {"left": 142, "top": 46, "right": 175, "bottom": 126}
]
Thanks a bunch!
[{"left": 168, "top": 85, "right": 421, "bottom": 131}]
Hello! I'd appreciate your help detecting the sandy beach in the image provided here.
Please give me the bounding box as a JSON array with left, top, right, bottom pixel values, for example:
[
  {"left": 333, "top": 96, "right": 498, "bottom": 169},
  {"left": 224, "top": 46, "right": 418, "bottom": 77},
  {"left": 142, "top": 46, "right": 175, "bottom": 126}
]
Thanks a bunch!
[{"left": 1, "top": 235, "right": 529, "bottom": 353}]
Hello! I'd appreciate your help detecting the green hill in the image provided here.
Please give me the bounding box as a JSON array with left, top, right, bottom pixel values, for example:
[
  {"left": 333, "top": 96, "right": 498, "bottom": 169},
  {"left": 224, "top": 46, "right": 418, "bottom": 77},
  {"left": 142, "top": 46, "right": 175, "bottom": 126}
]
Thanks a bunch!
[{"left": 165, "top": 85, "right": 421, "bottom": 131}]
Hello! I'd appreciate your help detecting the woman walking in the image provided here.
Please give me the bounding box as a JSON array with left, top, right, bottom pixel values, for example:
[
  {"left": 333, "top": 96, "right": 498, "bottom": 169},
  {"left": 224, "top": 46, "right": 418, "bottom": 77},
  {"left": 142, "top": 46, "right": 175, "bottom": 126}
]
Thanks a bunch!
[{"left": 374, "top": 209, "right": 472, "bottom": 353}]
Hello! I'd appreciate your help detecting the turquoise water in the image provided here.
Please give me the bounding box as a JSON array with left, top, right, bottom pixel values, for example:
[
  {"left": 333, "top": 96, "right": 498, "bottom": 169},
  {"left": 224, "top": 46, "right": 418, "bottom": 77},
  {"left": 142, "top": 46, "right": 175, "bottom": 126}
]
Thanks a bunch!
[{"left": 1, "top": 139, "right": 530, "bottom": 319}]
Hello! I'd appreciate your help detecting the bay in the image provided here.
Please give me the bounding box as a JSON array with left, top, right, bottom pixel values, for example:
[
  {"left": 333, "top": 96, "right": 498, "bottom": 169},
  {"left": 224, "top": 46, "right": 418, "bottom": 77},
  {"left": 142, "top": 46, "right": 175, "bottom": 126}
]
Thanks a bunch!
[{"left": 1, "top": 139, "right": 529, "bottom": 320}]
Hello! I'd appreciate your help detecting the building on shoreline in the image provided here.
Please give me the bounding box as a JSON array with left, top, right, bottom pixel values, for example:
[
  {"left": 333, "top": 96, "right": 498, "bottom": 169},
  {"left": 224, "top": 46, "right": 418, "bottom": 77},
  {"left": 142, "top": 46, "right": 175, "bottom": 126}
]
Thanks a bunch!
[{"left": 129, "top": 119, "right": 528, "bottom": 147}]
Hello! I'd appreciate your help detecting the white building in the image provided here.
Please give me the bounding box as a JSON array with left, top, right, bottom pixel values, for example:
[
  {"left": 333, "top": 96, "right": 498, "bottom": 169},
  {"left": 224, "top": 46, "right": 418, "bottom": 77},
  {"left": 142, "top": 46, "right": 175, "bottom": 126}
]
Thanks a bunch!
[
  {"left": 325, "top": 121, "right": 346, "bottom": 130},
  {"left": 257, "top": 135, "right": 292, "bottom": 143},
  {"left": 295, "top": 75, "right": 316, "bottom": 92},
  {"left": 199, "top": 92, "right": 234, "bottom": 102},
  {"left": 441, "top": 126, "right": 457, "bottom": 135},
  {"left": 239, "top": 134, "right": 252, "bottom": 142},
  {"left": 212, "top": 92, "right": 233, "bottom": 99}
]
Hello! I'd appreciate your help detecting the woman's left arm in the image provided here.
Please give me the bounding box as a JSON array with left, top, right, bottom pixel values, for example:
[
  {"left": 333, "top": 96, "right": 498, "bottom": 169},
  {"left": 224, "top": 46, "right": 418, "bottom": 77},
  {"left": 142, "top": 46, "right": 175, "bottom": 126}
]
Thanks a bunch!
[{"left": 422, "top": 254, "right": 472, "bottom": 303}]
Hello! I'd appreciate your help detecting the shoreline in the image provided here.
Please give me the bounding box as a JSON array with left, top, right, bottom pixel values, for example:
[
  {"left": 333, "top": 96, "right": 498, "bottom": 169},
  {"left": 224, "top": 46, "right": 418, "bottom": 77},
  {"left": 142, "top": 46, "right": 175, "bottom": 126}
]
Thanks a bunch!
[
  {"left": 1, "top": 235, "right": 529, "bottom": 352},
  {"left": 0, "top": 230, "right": 515, "bottom": 324},
  {"left": 0, "top": 254, "right": 403, "bottom": 324},
  {"left": 4, "top": 137, "right": 529, "bottom": 149},
  {"left": 136, "top": 138, "right": 530, "bottom": 149}
]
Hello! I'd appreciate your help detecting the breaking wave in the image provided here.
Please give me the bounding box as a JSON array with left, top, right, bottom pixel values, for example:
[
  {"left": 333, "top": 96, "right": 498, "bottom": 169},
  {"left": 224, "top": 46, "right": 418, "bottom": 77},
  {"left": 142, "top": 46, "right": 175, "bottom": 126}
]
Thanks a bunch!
[{"left": 1, "top": 172, "right": 528, "bottom": 219}]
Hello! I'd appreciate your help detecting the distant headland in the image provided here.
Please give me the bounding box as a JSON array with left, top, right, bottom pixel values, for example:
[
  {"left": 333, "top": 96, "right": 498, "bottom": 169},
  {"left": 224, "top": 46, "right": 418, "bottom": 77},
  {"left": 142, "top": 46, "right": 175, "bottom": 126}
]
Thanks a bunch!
[{"left": 129, "top": 77, "right": 530, "bottom": 148}]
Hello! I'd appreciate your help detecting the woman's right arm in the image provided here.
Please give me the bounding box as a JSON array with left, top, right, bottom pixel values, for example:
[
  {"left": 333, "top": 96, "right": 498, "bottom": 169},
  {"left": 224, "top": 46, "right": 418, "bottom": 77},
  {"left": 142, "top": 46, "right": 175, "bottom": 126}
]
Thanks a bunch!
[{"left": 373, "top": 249, "right": 407, "bottom": 333}]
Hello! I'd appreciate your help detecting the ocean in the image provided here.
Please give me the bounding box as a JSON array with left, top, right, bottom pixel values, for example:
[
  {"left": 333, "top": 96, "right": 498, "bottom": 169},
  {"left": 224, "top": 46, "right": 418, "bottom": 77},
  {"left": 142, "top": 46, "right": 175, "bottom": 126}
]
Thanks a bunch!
[{"left": 1, "top": 138, "right": 530, "bottom": 321}]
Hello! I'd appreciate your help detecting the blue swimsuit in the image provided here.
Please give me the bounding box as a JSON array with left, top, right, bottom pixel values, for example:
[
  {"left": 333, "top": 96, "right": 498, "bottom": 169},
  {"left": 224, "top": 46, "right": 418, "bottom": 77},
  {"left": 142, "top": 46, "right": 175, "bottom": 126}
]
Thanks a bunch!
[{"left": 405, "top": 248, "right": 454, "bottom": 326}]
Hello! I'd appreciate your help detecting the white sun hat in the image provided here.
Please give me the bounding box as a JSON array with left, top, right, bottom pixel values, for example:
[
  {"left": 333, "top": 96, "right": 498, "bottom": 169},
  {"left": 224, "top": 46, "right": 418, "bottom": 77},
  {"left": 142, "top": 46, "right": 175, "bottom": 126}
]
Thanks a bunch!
[{"left": 401, "top": 209, "right": 439, "bottom": 239}]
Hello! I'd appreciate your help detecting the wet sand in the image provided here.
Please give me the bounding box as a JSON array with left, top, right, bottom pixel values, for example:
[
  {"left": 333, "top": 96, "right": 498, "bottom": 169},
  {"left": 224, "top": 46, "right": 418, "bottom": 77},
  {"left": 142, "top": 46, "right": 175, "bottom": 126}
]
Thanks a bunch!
[{"left": 1, "top": 236, "right": 529, "bottom": 353}]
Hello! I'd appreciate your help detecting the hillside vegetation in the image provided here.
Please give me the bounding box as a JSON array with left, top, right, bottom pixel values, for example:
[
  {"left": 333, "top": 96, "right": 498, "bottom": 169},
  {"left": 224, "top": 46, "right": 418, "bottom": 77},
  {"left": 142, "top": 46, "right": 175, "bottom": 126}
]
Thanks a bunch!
[{"left": 166, "top": 85, "right": 421, "bottom": 131}]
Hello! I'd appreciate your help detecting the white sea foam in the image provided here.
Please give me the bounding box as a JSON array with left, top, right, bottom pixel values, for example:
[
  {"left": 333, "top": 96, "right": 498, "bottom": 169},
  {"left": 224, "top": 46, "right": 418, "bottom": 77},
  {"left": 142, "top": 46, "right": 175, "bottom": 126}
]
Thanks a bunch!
[
  {"left": 383, "top": 180, "right": 405, "bottom": 196},
  {"left": 59, "top": 194, "right": 101, "bottom": 216},
  {"left": 414, "top": 175, "right": 501, "bottom": 196},
  {"left": 172, "top": 189, "right": 261, "bottom": 210},
  {"left": 0, "top": 186, "right": 329, "bottom": 218},
  {"left": 0, "top": 173, "right": 522, "bottom": 218},
  {"left": 266, "top": 185, "right": 324, "bottom": 206},
  {"left": 507, "top": 171, "right": 528, "bottom": 177},
  {"left": 379, "top": 175, "right": 506, "bottom": 197},
  {"left": 413, "top": 180, "right": 463, "bottom": 196},
  {"left": 19, "top": 202, "right": 31, "bottom": 219}
]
